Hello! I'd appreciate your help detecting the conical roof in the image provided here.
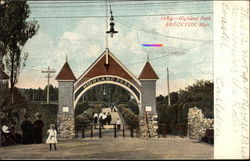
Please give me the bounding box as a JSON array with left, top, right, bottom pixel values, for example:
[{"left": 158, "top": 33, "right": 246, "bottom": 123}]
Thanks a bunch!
[
  {"left": 56, "top": 62, "right": 76, "bottom": 81},
  {"left": 0, "top": 69, "right": 9, "bottom": 80},
  {"left": 138, "top": 61, "right": 159, "bottom": 80}
]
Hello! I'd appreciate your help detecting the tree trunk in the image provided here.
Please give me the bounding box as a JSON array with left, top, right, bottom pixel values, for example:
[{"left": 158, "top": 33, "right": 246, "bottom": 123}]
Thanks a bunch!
[{"left": 10, "top": 52, "right": 15, "bottom": 103}]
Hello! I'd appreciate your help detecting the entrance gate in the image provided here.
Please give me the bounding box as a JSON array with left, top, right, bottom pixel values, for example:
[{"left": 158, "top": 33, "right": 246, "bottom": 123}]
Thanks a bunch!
[{"left": 55, "top": 49, "right": 159, "bottom": 139}]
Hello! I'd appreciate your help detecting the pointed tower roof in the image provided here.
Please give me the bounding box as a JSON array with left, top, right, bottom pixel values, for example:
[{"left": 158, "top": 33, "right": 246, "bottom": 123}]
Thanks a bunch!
[
  {"left": 56, "top": 62, "right": 76, "bottom": 81},
  {"left": 138, "top": 61, "right": 159, "bottom": 80},
  {"left": 0, "top": 69, "right": 9, "bottom": 80}
]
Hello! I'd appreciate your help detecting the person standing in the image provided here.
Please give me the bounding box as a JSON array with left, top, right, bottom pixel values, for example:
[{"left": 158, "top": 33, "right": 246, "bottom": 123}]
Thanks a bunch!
[
  {"left": 33, "top": 113, "right": 44, "bottom": 144},
  {"left": 102, "top": 112, "right": 107, "bottom": 126},
  {"left": 46, "top": 124, "right": 58, "bottom": 150},
  {"left": 113, "top": 105, "right": 117, "bottom": 112},
  {"left": 93, "top": 113, "right": 98, "bottom": 129},
  {"left": 116, "top": 118, "right": 121, "bottom": 130},
  {"left": 107, "top": 113, "right": 112, "bottom": 125},
  {"left": 98, "top": 113, "right": 103, "bottom": 128},
  {"left": 21, "top": 115, "right": 33, "bottom": 144}
]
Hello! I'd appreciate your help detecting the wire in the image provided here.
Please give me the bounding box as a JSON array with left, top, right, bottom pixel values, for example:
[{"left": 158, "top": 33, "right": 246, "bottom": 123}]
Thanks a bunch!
[
  {"left": 28, "top": 1, "right": 209, "bottom": 8},
  {"left": 30, "top": 6, "right": 212, "bottom": 12},
  {"left": 108, "top": 0, "right": 112, "bottom": 14},
  {"left": 29, "top": 12, "right": 213, "bottom": 18},
  {"left": 115, "top": 17, "right": 212, "bottom": 42},
  {"left": 126, "top": 42, "right": 212, "bottom": 66}
]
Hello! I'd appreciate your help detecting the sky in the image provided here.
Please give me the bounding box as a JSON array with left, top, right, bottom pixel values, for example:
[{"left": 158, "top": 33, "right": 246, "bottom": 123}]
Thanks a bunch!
[{"left": 17, "top": 0, "right": 214, "bottom": 96}]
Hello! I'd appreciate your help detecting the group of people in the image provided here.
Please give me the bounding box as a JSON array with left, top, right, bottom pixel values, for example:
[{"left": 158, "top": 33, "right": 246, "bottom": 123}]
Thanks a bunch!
[
  {"left": 93, "top": 112, "right": 122, "bottom": 130},
  {"left": 110, "top": 105, "right": 118, "bottom": 112},
  {"left": 21, "top": 113, "right": 44, "bottom": 144},
  {"left": 1, "top": 113, "right": 58, "bottom": 151},
  {"left": 1, "top": 113, "right": 44, "bottom": 146},
  {"left": 93, "top": 112, "right": 112, "bottom": 128}
]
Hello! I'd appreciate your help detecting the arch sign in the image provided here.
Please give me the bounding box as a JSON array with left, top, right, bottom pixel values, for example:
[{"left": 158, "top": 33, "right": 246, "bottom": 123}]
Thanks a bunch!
[
  {"left": 56, "top": 49, "right": 158, "bottom": 139},
  {"left": 74, "top": 75, "right": 141, "bottom": 107}
]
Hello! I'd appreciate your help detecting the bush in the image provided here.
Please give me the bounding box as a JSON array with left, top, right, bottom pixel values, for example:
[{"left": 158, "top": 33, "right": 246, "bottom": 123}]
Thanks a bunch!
[
  {"left": 75, "top": 102, "right": 102, "bottom": 126},
  {"left": 117, "top": 105, "right": 139, "bottom": 128},
  {"left": 75, "top": 102, "right": 90, "bottom": 116},
  {"left": 157, "top": 80, "right": 213, "bottom": 125}
]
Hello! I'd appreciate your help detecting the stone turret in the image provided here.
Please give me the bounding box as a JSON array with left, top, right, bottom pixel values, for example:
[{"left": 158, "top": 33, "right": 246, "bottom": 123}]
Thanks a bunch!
[{"left": 56, "top": 60, "right": 76, "bottom": 139}]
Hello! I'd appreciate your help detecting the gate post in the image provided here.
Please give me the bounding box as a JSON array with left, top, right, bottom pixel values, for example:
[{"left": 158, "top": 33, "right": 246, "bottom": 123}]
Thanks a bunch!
[
  {"left": 56, "top": 60, "right": 76, "bottom": 139},
  {"left": 138, "top": 61, "right": 159, "bottom": 138}
]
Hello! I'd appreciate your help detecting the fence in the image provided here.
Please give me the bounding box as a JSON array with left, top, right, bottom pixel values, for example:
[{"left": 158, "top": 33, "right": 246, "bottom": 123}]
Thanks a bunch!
[
  {"left": 75, "top": 123, "right": 139, "bottom": 139},
  {"left": 157, "top": 123, "right": 187, "bottom": 138},
  {"left": 76, "top": 123, "right": 188, "bottom": 139}
]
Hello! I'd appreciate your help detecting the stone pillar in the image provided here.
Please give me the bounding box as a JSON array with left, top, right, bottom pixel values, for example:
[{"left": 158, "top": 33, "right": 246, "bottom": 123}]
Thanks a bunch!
[
  {"left": 57, "top": 81, "right": 75, "bottom": 139},
  {"left": 139, "top": 80, "right": 158, "bottom": 138}
]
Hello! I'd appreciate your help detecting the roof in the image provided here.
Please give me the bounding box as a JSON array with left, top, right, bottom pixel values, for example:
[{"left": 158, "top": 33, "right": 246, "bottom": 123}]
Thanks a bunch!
[
  {"left": 0, "top": 69, "right": 9, "bottom": 80},
  {"left": 138, "top": 61, "right": 159, "bottom": 80},
  {"left": 74, "top": 50, "right": 141, "bottom": 90},
  {"left": 56, "top": 62, "right": 76, "bottom": 81}
]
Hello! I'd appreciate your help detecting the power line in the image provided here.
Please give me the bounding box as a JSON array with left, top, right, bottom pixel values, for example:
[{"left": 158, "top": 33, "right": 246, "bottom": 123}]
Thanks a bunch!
[
  {"left": 115, "top": 17, "right": 213, "bottom": 42},
  {"left": 29, "top": 12, "right": 213, "bottom": 18},
  {"left": 30, "top": 6, "right": 212, "bottom": 12},
  {"left": 126, "top": 42, "right": 212, "bottom": 66},
  {"left": 28, "top": 1, "right": 208, "bottom": 7}
]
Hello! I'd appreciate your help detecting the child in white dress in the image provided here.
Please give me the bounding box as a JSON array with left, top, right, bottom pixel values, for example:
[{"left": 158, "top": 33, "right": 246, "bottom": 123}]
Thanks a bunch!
[{"left": 46, "top": 124, "right": 57, "bottom": 150}]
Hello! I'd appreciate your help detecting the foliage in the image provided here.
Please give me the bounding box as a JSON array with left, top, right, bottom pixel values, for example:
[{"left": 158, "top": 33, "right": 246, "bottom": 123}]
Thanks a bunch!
[
  {"left": 81, "top": 84, "right": 131, "bottom": 104},
  {"left": 0, "top": 88, "right": 28, "bottom": 126},
  {"left": 75, "top": 102, "right": 90, "bottom": 116},
  {"left": 117, "top": 101, "right": 139, "bottom": 115},
  {"left": 0, "top": 88, "right": 58, "bottom": 137},
  {"left": 157, "top": 80, "right": 214, "bottom": 126},
  {"left": 0, "top": 0, "right": 39, "bottom": 101},
  {"left": 18, "top": 85, "right": 58, "bottom": 102},
  {"left": 75, "top": 102, "right": 102, "bottom": 125},
  {"left": 117, "top": 105, "right": 139, "bottom": 128}
]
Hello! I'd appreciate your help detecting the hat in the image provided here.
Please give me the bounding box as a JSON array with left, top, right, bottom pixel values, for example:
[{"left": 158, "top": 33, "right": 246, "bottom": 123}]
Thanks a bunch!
[
  {"left": 35, "top": 113, "right": 42, "bottom": 117},
  {"left": 2, "top": 125, "right": 10, "bottom": 133}
]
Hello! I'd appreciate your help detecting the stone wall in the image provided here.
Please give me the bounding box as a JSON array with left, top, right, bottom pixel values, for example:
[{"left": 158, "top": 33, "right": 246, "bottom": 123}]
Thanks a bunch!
[
  {"left": 187, "top": 106, "right": 214, "bottom": 140},
  {"left": 57, "top": 113, "right": 75, "bottom": 139},
  {"left": 139, "top": 114, "right": 158, "bottom": 138}
]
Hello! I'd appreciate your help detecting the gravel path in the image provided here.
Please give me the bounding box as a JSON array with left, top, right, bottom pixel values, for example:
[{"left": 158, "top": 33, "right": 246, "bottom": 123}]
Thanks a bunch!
[{"left": 0, "top": 137, "right": 213, "bottom": 160}]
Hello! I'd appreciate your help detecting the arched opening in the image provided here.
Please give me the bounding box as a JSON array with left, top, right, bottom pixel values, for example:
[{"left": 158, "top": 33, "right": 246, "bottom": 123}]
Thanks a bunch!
[{"left": 74, "top": 83, "right": 140, "bottom": 138}]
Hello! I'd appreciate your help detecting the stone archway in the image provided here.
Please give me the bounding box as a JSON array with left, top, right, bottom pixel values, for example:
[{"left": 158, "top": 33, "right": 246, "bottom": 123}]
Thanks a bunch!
[{"left": 55, "top": 49, "right": 159, "bottom": 139}]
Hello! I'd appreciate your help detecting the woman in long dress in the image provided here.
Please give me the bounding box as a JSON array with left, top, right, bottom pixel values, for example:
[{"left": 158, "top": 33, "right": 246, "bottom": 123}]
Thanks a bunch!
[
  {"left": 46, "top": 124, "right": 57, "bottom": 150},
  {"left": 21, "top": 116, "right": 33, "bottom": 144},
  {"left": 33, "top": 113, "right": 44, "bottom": 144}
]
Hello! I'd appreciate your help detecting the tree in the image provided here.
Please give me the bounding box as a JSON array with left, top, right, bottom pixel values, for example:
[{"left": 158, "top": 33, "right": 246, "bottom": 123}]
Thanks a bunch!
[
  {"left": 157, "top": 80, "right": 214, "bottom": 126},
  {"left": 0, "top": 0, "right": 39, "bottom": 102}
]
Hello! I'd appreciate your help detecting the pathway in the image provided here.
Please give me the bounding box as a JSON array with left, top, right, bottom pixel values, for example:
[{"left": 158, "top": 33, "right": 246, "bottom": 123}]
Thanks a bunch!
[{"left": 0, "top": 137, "right": 214, "bottom": 159}]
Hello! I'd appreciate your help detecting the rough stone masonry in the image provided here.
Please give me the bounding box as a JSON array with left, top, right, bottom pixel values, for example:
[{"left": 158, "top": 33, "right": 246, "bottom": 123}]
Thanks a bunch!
[{"left": 187, "top": 106, "right": 214, "bottom": 140}]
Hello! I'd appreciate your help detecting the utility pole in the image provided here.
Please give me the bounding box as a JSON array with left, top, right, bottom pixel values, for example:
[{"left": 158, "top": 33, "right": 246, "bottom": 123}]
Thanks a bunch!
[
  {"left": 41, "top": 67, "right": 56, "bottom": 104},
  {"left": 167, "top": 67, "right": 171, "bottom": 106}
]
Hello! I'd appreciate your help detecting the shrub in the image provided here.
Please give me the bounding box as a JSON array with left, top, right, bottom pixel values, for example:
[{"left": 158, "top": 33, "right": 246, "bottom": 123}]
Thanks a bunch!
[{"left": 117, "top": 105, "right": 139, "bottom": 128}]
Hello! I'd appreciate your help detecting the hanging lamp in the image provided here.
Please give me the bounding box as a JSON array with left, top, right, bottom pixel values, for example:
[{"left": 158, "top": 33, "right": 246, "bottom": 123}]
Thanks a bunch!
[{"left": 106, "top": 0, "right": 118, "bottom": 38}]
